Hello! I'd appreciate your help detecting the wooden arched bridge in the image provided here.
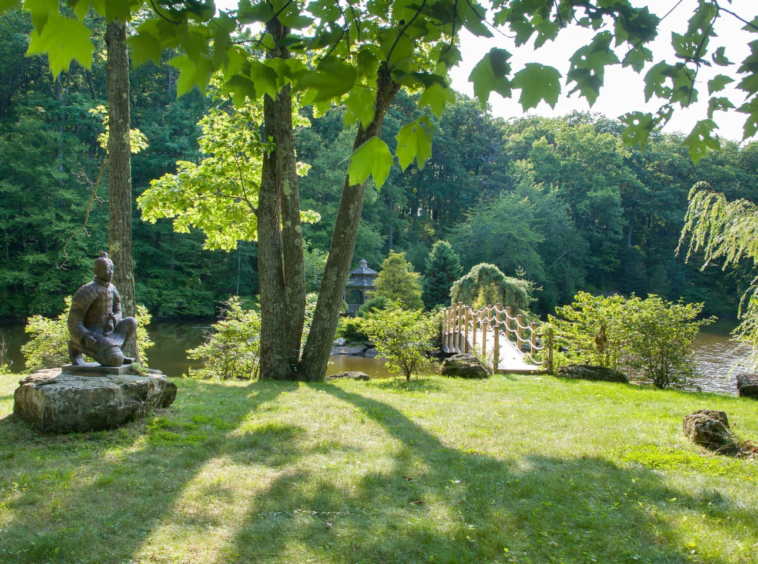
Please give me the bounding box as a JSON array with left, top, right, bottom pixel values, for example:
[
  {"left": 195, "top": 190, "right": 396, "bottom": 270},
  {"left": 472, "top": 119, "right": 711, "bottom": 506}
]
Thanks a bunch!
[{"left": 442, "top": 303, "right": 553, "bottom": 373}]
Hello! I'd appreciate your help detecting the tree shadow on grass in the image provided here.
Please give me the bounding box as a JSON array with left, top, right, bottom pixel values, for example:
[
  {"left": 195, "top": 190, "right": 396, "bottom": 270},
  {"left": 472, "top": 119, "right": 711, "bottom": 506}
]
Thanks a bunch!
[
  {"left": 219, "top": 384, "right": 754, "bottom": 564},
  {"left": 0, "top": 379, "right": 293, "bottom": 564}
]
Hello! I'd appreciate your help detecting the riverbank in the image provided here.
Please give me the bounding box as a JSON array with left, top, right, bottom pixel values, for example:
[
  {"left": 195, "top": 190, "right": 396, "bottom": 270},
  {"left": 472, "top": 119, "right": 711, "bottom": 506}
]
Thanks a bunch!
[
  {"left": 1, "top": 373, "right": 757, "bottom": 563},
  {"left": 0, "top": 319, "right": 748, "bottom": 393}
]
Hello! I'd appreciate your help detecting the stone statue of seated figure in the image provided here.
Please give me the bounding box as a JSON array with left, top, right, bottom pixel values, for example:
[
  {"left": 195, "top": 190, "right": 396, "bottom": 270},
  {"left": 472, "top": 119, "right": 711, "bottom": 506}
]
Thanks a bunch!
[{"left": 67, "top": 252, "right": 137, "bottom": 367}]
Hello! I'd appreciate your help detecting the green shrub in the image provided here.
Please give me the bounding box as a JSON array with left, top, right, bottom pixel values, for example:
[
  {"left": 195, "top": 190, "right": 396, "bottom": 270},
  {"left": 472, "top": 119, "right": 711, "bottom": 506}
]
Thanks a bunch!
[
  {"left": 357, "top": 296, "right": 389, "bottom": 318},
  {"left": 0, "top": 331, "right": 10, "bottom": 372},
  {"left": 549, "top": 292, "right": 713, "bottom": 388},
  {"left": 338, "top": 317, "right": 369, "bottom": 344},
  {"left": 187, "top": 296, "right": 261, "bottom": 380},
  {"left": 548, "top": 292, "right": 628, "bottom": 369},
  {"left": 22, "top": 298, "right": 154, "bottom": 371},
  {"left": 373, "top": 251, "right": 424, "bottom": 310},
  {"left": 361, "top": 305, "right": 438, "bottom": 381},
  {"left": 624, "top": 295, "right": 714, "bottom": 389}
]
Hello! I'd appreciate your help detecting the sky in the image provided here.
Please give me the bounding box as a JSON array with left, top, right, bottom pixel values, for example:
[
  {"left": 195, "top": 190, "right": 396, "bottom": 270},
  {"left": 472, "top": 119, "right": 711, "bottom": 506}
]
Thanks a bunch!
[
  {"left": 447, "top": 0, "right": 755, "bottom": 142},
  {"left": 216, "top": 0, "right": 756, "bottom": 142}
]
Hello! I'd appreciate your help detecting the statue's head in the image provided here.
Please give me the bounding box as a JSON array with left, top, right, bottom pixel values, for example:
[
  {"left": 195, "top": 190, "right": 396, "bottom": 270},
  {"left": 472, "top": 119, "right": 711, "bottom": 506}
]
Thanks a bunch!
[{"left": 93, "top": 251, "right": 114, "bottom": 283}]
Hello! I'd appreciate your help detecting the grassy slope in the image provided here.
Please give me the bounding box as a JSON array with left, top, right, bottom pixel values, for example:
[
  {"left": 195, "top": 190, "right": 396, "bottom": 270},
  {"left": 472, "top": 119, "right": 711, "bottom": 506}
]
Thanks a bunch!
[{"left": 0, "top": 373, "right": 757, "bottom": 564}]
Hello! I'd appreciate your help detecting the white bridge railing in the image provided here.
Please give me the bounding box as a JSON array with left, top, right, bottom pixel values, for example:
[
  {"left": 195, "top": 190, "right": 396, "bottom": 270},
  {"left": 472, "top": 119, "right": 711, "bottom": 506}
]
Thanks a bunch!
[{"left": 442, "top": 303, "right": 553, "bottom": 373}]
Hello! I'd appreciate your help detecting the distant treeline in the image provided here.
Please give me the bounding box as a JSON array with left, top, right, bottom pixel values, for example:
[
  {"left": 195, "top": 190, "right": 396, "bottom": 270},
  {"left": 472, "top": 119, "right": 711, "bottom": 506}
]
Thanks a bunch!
[{"left": 1, "top": 9, "right": 755, "bottom": 320}]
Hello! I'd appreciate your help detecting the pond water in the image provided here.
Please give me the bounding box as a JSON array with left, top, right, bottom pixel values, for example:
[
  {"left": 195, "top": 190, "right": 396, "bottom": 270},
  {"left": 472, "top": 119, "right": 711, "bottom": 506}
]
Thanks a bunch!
[{"left": 0, "top": 318, "right": 748, "bottom": 394}]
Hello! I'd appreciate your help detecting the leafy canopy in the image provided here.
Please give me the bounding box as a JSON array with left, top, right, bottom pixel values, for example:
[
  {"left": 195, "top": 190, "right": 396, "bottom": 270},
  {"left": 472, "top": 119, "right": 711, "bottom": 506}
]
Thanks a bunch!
[
  {"left": 5, "top": 0, "right": 757, "bottom": 189},
  {"left": 138, "top": 95, "right": 317, "bottom": 251}
]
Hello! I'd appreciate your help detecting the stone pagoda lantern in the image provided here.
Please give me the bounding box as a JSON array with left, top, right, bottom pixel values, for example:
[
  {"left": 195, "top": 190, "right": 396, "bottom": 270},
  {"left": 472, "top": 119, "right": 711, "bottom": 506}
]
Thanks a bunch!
[{"left": 344, "top": 258, "right": 378, "bottom": 315}]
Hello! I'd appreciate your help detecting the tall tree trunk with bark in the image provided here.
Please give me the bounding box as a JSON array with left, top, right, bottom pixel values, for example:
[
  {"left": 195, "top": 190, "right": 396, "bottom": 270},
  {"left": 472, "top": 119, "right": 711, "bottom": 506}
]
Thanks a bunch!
[
  {"left": 257, "top": 19, "right": 306, "bottom": 380},
  {"left": 105, "top": 20, "right": 136, "bottom": 355},
  {"left": 300, "top": 66, "right": 400, "bottom": 380}
]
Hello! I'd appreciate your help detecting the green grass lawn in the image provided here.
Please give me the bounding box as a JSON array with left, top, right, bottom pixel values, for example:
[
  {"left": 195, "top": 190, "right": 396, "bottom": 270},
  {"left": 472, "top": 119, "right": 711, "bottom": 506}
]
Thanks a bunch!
[{"left": 1, "top": 373, "right": 757, "bottom": 564}]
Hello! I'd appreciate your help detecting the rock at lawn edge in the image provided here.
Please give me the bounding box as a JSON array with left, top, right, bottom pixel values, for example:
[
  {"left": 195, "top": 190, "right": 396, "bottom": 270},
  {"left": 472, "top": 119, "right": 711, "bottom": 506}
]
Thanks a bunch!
[
  {"left": 14, "top": 368, "right": 178, "bottom": 433},
  {"left": 683, "top": 410, "right": 736, "bottom": 452},
  {"left": 441, "top": 354, "right": 492, "bottom": 379},
  {"left": 736, "top": 373, "right": 758, "bottom": 399},
  {"left": 325, "top": 371, "right": 371, "bottom": 381},
  {"left": 331, "top": 346, "right": 368, "bottom": 356},
  {"left": 556, "top": 364, "right": 629, "bottom": 384}
]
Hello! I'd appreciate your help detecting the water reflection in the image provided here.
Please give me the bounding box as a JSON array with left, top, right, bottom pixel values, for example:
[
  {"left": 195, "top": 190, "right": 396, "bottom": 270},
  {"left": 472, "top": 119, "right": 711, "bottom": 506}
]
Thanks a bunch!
[
  {"left": 0, "top": 318, "right": 749, "bottom": 395},
  {"left": 690, "top": 319, "right": 745, "bottom": 396}
]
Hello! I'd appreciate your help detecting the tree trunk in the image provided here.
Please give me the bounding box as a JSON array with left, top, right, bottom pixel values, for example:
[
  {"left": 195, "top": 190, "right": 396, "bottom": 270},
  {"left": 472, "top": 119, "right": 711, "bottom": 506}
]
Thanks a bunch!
[
  {"left": 257, "top": 91, "right": 291, "bottom": 380},
  {"left": 300, "top": 66, "right": 400, "bottom": 380},
  {"left": 276, "top": 80, "right": 307, "bottom": 370},
  {"left": 257, "top": 19, "right": 305, "bottom": 380},
  {"left": 105, "top": 20, "right": 136, "bottom": 356}
]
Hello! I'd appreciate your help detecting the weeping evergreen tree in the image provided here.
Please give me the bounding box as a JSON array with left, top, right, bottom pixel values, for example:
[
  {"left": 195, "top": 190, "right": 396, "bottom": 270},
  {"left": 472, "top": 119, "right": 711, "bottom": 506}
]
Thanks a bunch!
[
  {"left": 423, "top": 241, "right": 463, "bottom": 309},
  {"left": 679, "top": 182, "right": 758, "bottom": 369},
  {"left": 451, "top": 264, "right": 531, "bottom": 315}
]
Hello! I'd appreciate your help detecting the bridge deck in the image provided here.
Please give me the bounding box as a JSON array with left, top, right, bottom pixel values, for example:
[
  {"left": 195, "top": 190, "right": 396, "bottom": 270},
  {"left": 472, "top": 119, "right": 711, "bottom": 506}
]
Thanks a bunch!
[{"left": 443, "top": 327, "right": 542, "bottom": 373}]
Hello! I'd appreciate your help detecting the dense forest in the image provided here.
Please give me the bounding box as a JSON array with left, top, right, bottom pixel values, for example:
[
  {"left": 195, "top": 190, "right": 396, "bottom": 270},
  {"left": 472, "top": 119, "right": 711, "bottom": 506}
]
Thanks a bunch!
[{"left": 1, "top": 9, "right": 756, "bottom": 321}]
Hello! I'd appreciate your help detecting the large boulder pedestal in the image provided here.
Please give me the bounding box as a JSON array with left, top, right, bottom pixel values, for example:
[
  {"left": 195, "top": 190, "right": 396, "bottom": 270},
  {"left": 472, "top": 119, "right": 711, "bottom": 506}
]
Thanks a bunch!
[
  {"left": 556, "top": 364, "right": 629, "bottom": 384},
  {"left": 14, "top": 365, "right": 177, "bottom": 433},
  {"left": 441, "top": 354, "right": 492, "bottom": 379}
]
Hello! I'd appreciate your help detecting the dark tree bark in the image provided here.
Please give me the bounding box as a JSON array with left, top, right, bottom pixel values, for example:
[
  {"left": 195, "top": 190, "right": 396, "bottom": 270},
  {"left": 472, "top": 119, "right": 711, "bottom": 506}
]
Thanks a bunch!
[
  {"left": 105, "top": 20, "right": 136, "bottom": 355},
  {"left": 300, "top": 66, "right": 401, "bottom": 380},
  {"left": 276, "top": 79, "right": 307, "bottom": 369},
  {"left": 257, "top": 19, "right": 306, "bottom": 380}
]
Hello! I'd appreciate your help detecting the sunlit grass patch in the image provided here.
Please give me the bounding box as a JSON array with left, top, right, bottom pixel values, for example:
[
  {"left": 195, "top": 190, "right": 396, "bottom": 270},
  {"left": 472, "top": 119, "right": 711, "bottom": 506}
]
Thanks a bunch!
[
  {"left": 1, "top": 373, "right": 757, "bottom": 563},
  {"left": 621, "top": 444, "right": 758, "bottom": 480}
]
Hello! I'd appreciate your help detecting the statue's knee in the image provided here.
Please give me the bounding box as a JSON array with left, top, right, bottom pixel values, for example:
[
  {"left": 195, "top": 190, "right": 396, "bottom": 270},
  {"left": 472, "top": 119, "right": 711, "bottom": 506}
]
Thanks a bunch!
[{"left": 101, "top": 347, "right": 125, "bottom": 367}]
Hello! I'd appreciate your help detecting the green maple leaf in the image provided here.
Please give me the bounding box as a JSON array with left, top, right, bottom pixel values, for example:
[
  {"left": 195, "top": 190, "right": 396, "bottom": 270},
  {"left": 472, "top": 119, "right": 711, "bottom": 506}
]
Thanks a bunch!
[
  {"left": 712, "top": 46, "right": 732, "bottom": 66},
  {"left": 622, "top": 46, "right": 653, "bottom": 73},
  {"left": 24, "top": 0, "right": 58, "bottom": 31},
  {"left": 348, "top": 137, "right": 393, "bottom": 189},
  {"left": 511, "top": 63, "right": 561, "bottom": 110},
  {"left": 70, "top": 0, "right": 105, "bottom": 20},
  {"left": 738, "top": 96, "right": 758, "bottom": 139},
  {"left": 237, "top": 0, "right": 273, "bottom": 23},
  {"left": 170, "top": 54, "right": 213, "bottom": 96},
  {"left": 468, "top": 48, "right": 512, "bottom": 108},
  {"left": 248, "top": 60, "right": 279, "bottom": 98},
  {"left": 395, "top": 116, "right": 434, "bottom": 171},
  {"left": 643, "top": 61, "right": 672, "bottom": 101},
  {"left": 104, "top": 0, "right": 139, "bottom": 22},
  {"left": 567, "top": 31, "right": 619, "bottom": 106},
  {"left": 300, "top": 57, "right": 357, "bottom": 103},
  {"left": 683, "top": 119, "right": 720, "bottom": 163},
  {"left": 0, "top": 0, "right": 21, "bottom": 13},
  {"left": 707, "top": 97, "right": 735, "bottom": 119},
  {"left": 419, "top": 82, "right": 455, "bottom": 117},
  {"left": 225, "top": 75, "right": 259, "bottom": 107},
  {"left": 277, "top": 2, "right": 314, "bottom": 29},
  {"left": 708, "top": 74, "right": 734, "bottom": 95},
  {"left": 27, "top": 13, "right": 93, "bottom": 76},
  {"left": 738, "top": 74, "right": 758, "bottom": 97},
  {"left": 128, "top": 32, "right": 162, "bottom": 67},
  {"left": 344, "top": 86, "right": 376, "bottom": 129},
  {"left": 619, "top": 111, "right": 655, "bottom": 151},
  {"left": 307, "top": 0, "right": 341, "bottom": 22}
]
